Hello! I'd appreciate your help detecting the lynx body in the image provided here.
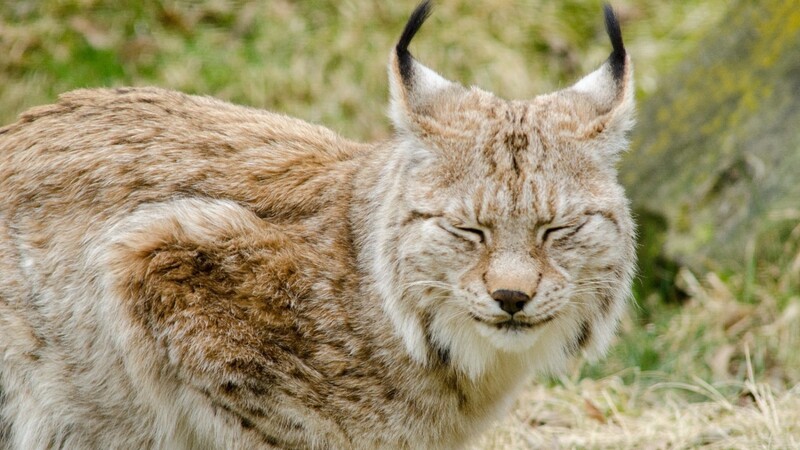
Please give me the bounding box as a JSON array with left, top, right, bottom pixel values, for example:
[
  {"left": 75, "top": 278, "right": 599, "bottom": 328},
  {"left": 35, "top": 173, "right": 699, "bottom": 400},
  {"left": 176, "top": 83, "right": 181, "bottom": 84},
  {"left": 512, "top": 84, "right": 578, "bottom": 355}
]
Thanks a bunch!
[{"left": 0, "top": 3, "right": 635, "bottom": 448}]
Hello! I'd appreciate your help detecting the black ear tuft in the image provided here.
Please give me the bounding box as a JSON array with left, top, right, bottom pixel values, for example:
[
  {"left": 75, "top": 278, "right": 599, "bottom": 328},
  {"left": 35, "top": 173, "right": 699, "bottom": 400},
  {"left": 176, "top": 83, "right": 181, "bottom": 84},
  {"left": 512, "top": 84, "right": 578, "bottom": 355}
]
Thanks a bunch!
[
  {"left": 603, "top": 4, "right": 626, "bottom": 82},
  {"left": 396, "top": 1, "right": 434, "bottom": 87}
]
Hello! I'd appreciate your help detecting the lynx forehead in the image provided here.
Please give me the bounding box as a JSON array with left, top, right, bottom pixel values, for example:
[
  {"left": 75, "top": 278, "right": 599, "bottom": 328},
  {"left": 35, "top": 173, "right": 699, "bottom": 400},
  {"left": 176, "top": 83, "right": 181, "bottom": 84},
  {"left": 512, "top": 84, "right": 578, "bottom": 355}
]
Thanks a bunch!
[{"left": 0, "top": 1, "right": 635, "bottom": 448}]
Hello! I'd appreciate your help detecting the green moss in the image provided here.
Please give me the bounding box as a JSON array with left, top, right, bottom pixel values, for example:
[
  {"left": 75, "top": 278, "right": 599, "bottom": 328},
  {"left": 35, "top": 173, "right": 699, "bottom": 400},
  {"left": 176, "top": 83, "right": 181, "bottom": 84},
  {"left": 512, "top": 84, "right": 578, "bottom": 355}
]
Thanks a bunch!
[{"left": 621, "top": 0, "right": 800, "bottom": 272}]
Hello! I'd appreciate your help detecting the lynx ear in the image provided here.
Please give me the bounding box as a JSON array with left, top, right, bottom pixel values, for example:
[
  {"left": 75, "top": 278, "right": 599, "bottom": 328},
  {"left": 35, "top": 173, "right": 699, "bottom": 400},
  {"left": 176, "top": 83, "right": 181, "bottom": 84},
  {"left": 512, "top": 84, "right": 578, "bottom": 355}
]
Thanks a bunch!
[
  {"left": 388, "top": 1, "right": 462, "bottom": 133},
  {"left": 567, "top": 5, "right": 634, "bottom": 154}
]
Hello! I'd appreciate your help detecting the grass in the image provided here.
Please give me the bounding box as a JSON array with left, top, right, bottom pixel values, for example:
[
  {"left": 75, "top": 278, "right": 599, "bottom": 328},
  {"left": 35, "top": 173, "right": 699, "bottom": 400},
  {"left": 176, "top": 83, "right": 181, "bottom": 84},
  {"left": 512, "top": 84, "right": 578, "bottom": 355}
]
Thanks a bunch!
[
  {"left": 1, "top": 0, "right": 722, "bottom": 140},
  {"left": 4, "top": 0, "right": 799, "bottom": 448},
  {"left": 478, "top": 264, "right": 800, "bottom": 448}
]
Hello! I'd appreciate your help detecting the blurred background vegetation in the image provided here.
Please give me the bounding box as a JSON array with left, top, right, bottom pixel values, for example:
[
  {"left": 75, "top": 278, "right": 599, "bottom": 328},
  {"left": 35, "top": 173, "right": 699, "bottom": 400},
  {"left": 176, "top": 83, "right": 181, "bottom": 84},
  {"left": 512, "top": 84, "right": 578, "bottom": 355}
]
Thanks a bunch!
[
  {"left": 2, "top": 0, "right": 799, "bottom": 447},
  {"left": 0, "top": 0, "right": 720, "bottom": 138}
]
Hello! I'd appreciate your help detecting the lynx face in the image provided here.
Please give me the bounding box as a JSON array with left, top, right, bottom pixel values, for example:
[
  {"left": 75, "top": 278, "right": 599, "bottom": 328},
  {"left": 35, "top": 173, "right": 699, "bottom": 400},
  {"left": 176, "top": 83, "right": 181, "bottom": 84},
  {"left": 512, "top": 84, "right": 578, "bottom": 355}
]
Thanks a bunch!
[{"left": 374, "top": 2, "right": 635, "bottom": 378}]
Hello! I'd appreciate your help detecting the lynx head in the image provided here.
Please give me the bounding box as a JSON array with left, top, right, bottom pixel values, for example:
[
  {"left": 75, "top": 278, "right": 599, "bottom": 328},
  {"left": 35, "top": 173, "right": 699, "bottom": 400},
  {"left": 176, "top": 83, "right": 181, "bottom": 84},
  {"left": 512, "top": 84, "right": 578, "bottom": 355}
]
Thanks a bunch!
[{"left": 371, "top": 1, "right": 635, "bottom": 379}]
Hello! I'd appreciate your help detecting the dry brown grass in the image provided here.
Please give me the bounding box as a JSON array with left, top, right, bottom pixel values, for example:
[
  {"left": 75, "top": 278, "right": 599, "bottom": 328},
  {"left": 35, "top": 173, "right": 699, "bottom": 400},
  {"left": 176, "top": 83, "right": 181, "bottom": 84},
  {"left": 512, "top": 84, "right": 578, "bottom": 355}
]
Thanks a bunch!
[
  {"left": 478, "top": 375, "right": 800, "bottom": 449},
  {"left": 477, "top": 263, "right": 800, "bottom": 449}
]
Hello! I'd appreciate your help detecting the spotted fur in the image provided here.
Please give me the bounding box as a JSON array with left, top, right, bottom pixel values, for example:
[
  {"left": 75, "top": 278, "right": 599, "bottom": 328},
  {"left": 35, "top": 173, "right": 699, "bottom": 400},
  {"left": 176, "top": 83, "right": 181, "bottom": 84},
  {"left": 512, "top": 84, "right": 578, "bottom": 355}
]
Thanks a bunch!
[{"left": 0, "top": 3, "right": 635, "bottom": 449}]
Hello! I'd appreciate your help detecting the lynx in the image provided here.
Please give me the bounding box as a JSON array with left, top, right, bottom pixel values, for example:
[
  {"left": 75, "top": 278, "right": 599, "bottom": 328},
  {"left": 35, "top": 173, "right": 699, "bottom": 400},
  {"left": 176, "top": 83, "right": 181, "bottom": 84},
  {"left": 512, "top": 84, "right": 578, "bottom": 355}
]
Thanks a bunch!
[{"left": 0, "top": 2, "right": 635, "bottom": 448}]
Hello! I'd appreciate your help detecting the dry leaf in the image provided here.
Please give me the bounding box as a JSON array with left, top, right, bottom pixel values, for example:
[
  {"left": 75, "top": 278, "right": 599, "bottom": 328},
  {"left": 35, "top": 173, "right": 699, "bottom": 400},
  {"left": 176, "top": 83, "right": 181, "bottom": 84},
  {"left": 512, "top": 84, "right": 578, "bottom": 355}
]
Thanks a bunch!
[{"left": 583, "top": 398, "right": 607, "bottom": 424}]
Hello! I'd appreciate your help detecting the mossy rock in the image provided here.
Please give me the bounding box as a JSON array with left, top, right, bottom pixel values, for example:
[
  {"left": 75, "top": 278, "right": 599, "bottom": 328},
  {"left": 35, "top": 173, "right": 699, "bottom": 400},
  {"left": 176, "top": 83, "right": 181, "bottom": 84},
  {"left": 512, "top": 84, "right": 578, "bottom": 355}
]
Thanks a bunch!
[{"left": 621, "top": 0, "right": 800, "bottom": 276}]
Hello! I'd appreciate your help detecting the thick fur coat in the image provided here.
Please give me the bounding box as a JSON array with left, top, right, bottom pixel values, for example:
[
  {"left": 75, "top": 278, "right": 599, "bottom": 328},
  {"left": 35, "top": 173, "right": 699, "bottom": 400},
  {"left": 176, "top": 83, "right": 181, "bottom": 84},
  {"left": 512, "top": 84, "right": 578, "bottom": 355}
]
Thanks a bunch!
[{"left": 0, "top": 3, "right": 635, "bottom": 448}]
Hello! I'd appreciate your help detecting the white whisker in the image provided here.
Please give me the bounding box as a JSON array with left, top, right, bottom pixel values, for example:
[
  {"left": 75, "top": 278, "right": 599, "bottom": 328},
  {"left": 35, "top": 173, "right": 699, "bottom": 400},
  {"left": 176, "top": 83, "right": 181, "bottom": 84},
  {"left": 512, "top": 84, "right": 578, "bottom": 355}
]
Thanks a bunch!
[{"left": 401, "top": 279, "right": 454, "bottom": 291}]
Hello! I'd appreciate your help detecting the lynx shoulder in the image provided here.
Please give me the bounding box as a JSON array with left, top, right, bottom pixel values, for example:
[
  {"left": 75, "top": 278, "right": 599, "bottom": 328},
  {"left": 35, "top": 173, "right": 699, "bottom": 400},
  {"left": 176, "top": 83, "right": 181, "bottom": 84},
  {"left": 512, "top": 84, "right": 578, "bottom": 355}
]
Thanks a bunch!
[{"left": 0, "top": 2, "right": 635, "bottom": 448}]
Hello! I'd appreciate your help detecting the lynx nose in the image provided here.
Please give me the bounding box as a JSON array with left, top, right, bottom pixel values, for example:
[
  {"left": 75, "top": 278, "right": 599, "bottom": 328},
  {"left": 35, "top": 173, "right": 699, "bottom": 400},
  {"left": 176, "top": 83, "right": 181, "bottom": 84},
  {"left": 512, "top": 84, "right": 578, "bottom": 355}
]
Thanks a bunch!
[{"left": 491, "top": 290, "right": 530, "bottom": 315}]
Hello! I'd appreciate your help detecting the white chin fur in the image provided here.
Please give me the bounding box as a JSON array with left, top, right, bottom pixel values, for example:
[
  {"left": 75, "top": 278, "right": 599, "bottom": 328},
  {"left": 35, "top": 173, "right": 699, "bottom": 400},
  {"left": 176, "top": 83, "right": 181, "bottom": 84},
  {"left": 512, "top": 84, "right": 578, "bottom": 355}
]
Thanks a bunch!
[
  {"left": 426, "top": 302, "right": 575, "bottom": 380},
  {"left": 473, "top": 320, "right": 546, "bottom": 352}
]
